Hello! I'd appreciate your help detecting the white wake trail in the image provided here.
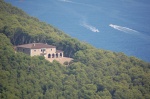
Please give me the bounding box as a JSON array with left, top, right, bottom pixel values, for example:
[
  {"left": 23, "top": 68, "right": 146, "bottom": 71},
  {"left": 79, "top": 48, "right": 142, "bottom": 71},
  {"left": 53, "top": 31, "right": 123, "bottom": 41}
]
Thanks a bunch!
[
  {"left": 81, "top": 22, "right": 99, "bottom": 33},
  {"left": 109, "top": 24, "right": 139, "bottom": 33},
  {"left": 109, "top": 24, "right": 150, "bottom": 41},
  {"left": 59, "top": 0, "right": 95, "bottom": 7},
  {"left": 59, "top": 0, "right": 73, "bottom": 3}
]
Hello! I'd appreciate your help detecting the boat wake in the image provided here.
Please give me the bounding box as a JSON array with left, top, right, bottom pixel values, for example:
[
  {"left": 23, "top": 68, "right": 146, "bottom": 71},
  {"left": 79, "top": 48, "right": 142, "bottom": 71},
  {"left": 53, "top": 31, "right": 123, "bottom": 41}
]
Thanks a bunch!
[
  {"left": 109, "top": 24, "right": 138, "bottom": 33},
  {"left": 81, "top": 22, "right": 99, "bottom": 33},
  {"left": 109, "top": 24, "right": 150, "bottom": 41}
]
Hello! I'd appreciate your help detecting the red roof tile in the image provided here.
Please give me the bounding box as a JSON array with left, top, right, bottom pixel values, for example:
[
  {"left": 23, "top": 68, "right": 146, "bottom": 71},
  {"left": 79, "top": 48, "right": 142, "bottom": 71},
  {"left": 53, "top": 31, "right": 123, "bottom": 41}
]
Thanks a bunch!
[{"left": 17, "top": 43, "right": 56, "bottom": 49}]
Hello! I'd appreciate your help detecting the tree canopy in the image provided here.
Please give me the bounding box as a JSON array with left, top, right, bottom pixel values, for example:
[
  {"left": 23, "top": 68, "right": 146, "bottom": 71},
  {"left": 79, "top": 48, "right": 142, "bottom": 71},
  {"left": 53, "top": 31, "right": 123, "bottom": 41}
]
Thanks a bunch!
[{"left": 0, "top": 0, "right": 150, "bottom": 99}]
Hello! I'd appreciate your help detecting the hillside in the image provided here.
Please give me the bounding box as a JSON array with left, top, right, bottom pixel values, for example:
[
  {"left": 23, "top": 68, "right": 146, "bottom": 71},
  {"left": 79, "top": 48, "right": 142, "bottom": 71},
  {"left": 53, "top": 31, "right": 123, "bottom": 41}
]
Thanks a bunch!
[
  {"left": 0, "top": 0, "right": 150, "bottom": 99},
  {"left": 0, "top": 0, "right": 92, "bottom": 57}
]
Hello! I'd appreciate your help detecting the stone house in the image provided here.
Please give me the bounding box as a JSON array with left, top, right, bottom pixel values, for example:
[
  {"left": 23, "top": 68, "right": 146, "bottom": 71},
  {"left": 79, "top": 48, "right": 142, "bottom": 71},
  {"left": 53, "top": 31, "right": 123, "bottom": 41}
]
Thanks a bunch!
[{"left": 16, "top": 43, "right": 63, "bottom": 58}]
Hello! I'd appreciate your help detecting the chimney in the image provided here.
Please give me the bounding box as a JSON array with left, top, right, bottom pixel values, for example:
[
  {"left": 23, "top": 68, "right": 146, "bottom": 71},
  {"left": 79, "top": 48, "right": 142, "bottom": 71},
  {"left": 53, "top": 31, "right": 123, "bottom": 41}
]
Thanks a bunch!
[
  {"left": 33, "top": 43, "right": 35, "bottom": 46},
  {"left": 33, "top": 41, "right": 35, "bottom": 46}
]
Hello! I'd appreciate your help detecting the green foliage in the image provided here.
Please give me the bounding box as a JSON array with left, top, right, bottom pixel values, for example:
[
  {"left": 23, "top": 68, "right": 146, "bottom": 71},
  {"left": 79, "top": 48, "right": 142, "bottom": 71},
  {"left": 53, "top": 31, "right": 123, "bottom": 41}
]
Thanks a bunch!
[
  {"left": 73, "top": 49, "right": 150, "bottom": 99},
  {"left": 0, "top": 0, "right": 93, "bottom": 57},
  {"left": 0, "top": 1, "right": 150, "bottom": 99}
]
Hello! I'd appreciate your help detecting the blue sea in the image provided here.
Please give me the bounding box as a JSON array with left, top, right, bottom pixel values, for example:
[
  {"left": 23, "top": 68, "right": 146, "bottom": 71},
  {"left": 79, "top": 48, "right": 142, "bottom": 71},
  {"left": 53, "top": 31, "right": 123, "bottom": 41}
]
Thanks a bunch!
[{"left": 5, "top": 0, "right": 150, "bottom": 62}]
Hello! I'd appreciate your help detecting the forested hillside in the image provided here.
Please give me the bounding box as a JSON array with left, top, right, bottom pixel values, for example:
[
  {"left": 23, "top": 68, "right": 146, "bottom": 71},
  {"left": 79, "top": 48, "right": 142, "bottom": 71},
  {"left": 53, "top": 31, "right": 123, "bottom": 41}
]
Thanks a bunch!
[
  {"left": 0, "top": 0, "right": 150, "bottom": 99},
  {"left": 0, "top": 0, "right": 92, "bottom": 57}
]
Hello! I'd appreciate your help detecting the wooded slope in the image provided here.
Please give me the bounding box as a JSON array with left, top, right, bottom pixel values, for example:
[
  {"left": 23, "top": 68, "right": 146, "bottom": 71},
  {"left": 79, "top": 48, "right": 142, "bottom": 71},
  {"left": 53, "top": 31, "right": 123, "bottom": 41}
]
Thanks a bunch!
[{"left": 0, "top": 0, "right": 150, "bottom": 99}]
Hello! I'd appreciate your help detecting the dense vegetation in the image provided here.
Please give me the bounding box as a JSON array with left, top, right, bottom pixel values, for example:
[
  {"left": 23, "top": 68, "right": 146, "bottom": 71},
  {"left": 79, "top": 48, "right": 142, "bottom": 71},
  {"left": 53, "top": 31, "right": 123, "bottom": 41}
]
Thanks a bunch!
[
  {"left": 0, "top": 0, "right": 92, "bottom": 57},
  {"left": 0, "top": 0, "right": 150, "bottom": 99}
]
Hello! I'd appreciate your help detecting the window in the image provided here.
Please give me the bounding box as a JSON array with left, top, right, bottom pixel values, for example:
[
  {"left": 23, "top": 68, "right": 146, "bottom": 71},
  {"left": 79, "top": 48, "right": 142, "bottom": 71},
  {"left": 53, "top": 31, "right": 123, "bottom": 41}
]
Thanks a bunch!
[
  {"left": 48, "top": 54, "right": 51, "bottom": 58},
  {"left": 34, "top": 49, "right": 36, "bottom": 52},
  {"left": 52, "top": 54, "right": 55, "bottom": 58},
  {"left": 56, "top": 53, "right": 58, "bottom": 58},
  {"left": 60, "top": 53, "right": 62, "bottom": 57},
  {"left": 41, "top": 48, "right": 46, "bottom": 52}
]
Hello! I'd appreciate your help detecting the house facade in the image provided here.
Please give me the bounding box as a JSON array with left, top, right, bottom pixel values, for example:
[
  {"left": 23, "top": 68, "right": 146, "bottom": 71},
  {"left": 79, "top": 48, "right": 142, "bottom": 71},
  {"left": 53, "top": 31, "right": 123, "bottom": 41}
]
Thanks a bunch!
[{"left": 16, "top": 43, "right": 63, "bottom": 58}]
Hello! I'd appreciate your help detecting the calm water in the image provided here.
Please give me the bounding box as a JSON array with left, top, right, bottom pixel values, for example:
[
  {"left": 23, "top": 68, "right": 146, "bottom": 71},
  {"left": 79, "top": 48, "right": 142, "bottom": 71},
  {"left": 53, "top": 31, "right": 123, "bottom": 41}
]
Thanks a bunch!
[{"left": 5, "top": 0, "right": 150, "bottom": 62}]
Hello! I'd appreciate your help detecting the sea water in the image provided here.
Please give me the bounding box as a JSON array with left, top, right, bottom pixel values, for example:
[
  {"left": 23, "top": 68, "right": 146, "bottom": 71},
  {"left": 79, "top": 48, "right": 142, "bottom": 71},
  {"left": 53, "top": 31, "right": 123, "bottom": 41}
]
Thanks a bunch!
[{"left": 5, "top": 0, "right": 150, "bottom": 62}]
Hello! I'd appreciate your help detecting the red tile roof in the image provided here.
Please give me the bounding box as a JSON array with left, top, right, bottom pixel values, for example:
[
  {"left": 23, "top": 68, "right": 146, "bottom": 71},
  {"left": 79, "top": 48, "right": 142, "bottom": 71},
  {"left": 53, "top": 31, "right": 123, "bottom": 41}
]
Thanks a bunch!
[{"left": 17, "top": 43, "right": 56, "bottom": 49}]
